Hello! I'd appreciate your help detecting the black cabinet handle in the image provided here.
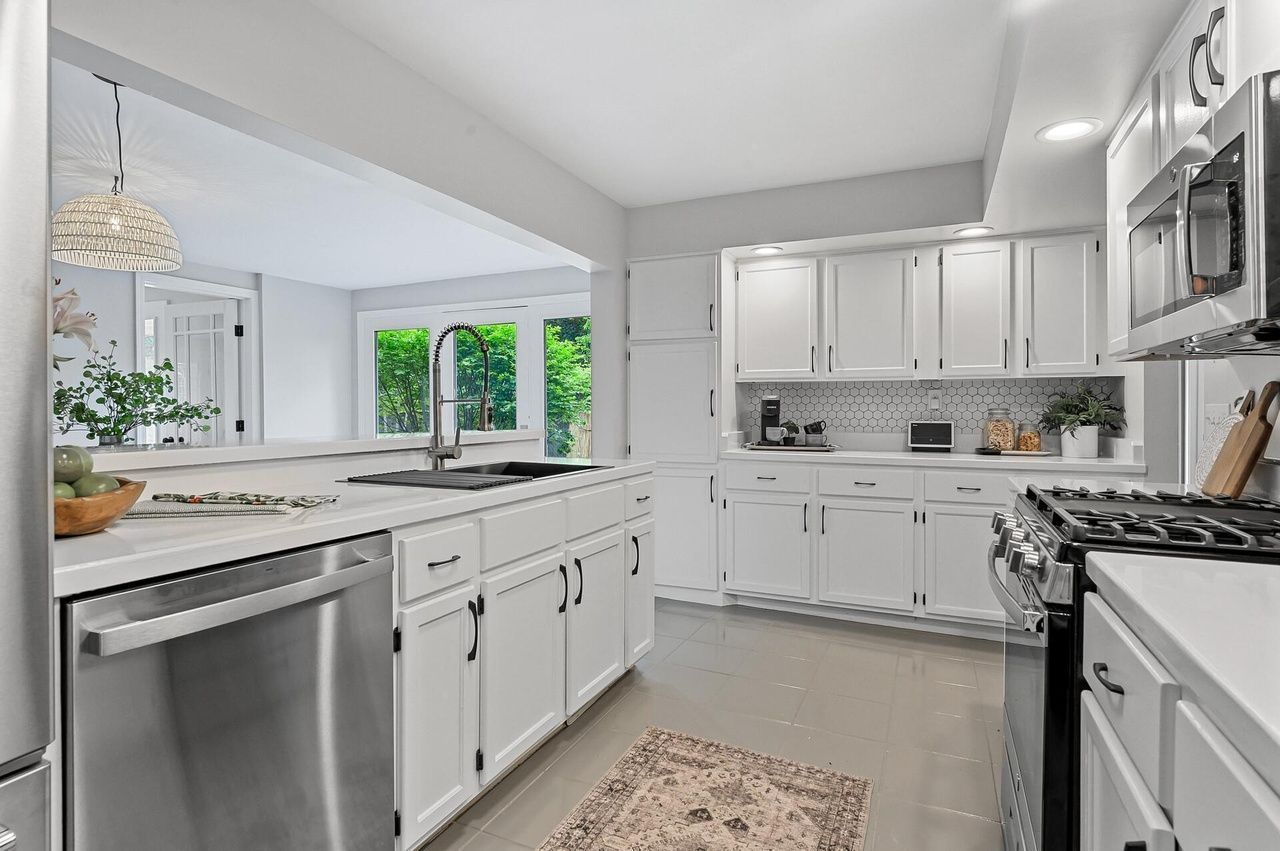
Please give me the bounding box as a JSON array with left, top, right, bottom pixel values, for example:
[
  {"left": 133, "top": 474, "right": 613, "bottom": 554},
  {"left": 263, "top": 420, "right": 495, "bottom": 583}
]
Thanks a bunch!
[
  {"left": 635, "top": 495, "right": 651, "bottom": 503},
  {"left": 756, "top": 476, "right": 777, "bottom": 481},
  {"left": 1003, "top": 338, "right": 1008, "bottom": 370},
  {"left": 428, "top": 554, "right": 462, "bottom": 568},
  {"left": 574, "top": 558, "right": 584, "bottom": 605},
  {"left": 821, "top": 505, "right": 826, "bottom": 534},
  {"left": 1123, "top": 843, "right": 1147, "bottom": 851},
  {"left": 957, "top": 486, "right": 983, "bottom": 494},
  {"left": 710, "top": 475, "right": 715, "bottom": 503},
  {"left": 1206, "top": 7, "right": 1226, "bottom": 85},
  {"left": 810, "top": 345, "right": 815, "bottom": 372},
  {"left": 709, "top": 302, "right": 715, "bottom": 332},
  {"left": 466, "top": 599, "right": 479, "bottom": 661},
  {"left": 632, "top": 535, "right": 640, "bottom": 576},
  {"left": 1190, "top": 32, "right": 1209, "bottom": 107},
  {"left": 828, "top": 345, "right": 833, "bottom": 372},
  {"left": 1093, "top": 662, "right": 1125, "bottom": 695},
  {"left": 710, "top": 389, "right": 715, "bottom": 418},
  {"left": 1025, "top": 337, "right": 1030, "bottom": 369},
  {"left": 558, "top": 564, "right": 568, "bottom": 613},
  {"left": 803, "top": 502, "right": 808, "bottom": 532},
  {"left": 853, "top": 481, "right": 876, "bottom": 488}
]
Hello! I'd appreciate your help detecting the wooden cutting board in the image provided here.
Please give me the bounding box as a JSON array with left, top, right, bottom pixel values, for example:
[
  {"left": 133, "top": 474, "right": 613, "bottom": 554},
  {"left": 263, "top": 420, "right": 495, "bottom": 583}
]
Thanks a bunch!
[
  {"left": 1195, "top": 390, "right": 1254, "bottom": 490},
  {"left": 1202, "top": 382, "right": 1280, "bottom": 498}
]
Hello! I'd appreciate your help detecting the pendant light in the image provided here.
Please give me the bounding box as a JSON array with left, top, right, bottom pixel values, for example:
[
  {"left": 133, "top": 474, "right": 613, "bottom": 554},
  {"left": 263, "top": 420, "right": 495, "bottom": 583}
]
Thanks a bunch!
[{"left": 51, "top": 76, "right": 183, "bottom": 272}]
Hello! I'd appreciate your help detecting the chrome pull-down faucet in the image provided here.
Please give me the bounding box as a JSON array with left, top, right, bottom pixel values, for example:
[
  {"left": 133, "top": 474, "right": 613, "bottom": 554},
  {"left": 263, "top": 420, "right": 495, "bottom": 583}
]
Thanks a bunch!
[{"left": 428, "top": 322, "right": 494, "bottom": 470}]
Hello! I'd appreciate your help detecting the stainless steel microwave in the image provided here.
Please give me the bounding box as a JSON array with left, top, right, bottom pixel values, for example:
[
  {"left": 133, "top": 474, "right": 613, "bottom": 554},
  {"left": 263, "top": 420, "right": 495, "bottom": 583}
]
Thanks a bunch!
[{"left": 1126, "top": 71, "right": 1280, "bottom": 358}]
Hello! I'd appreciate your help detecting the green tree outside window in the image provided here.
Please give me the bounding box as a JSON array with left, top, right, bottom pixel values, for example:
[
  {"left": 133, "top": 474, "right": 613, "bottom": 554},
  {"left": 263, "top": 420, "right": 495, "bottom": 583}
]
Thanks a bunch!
[
  {"left": 545, "top": 317, "right": 591, "bottom": 458},
  {"left": 375, "top": 328, "right": 431, "bottom": 436},
  {"left": 456, "top": 323, "right": 517, "bottom": 431}
]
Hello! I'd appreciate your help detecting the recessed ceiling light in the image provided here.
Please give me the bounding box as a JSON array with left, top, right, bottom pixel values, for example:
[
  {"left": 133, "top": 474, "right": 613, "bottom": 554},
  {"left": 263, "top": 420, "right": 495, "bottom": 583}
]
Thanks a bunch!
[
  {"left": 751, "top": 246, "right": 784, "bottom": 256},
  {"left": 954, "top": 226, "right": 994, "bottom": 238},
  {"left": 1035, "top": 118, "right": 1103, "bottom": 142}
]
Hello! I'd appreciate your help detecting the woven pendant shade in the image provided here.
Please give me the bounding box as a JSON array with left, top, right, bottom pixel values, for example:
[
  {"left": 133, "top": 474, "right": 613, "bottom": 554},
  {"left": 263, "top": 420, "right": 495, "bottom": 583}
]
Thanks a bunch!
[{"left": 51, "top": 192, "right": 183, "bottom": 272}]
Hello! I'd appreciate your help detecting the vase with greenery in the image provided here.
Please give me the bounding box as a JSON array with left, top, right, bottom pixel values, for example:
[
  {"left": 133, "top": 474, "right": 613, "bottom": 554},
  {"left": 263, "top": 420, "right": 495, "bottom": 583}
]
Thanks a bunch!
[
  {"left": 1039, "top": 383, "right": 1125, "bottom": 459},
  {"left": 52, "top": 341, "right": 222, "bottom": 445}
]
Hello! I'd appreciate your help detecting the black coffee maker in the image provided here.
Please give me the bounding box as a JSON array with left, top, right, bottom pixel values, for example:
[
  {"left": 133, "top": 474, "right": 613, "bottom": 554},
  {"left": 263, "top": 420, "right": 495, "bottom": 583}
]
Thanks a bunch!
[{"left": 760, "top": 395, "right": 782, "bottom": 443}]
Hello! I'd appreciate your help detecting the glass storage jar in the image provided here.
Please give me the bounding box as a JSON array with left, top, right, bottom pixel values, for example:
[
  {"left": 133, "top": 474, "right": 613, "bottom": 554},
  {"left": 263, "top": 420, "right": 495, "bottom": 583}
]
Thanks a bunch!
[
  {"left": 982, "top": 408, "right": 1016, "bottom": 450},
  {"left": 1016, "top": 421, "right": 1042, "bottom": 452}
]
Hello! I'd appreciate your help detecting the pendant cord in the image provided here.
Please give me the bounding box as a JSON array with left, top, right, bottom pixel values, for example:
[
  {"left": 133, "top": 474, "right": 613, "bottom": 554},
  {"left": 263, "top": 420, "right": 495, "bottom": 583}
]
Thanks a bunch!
[{"left": 112, "top": 82, "right": 125, "bottom": 194}]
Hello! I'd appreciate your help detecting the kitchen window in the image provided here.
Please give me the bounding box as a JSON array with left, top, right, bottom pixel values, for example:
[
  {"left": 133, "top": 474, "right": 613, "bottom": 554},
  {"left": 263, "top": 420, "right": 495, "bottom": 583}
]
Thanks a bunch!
[
  {"left": 544, "top": 316, "right": 591, "bottom": 458},
  {"left": 374, "top": 327, "right": 431, "bottom": 436}
]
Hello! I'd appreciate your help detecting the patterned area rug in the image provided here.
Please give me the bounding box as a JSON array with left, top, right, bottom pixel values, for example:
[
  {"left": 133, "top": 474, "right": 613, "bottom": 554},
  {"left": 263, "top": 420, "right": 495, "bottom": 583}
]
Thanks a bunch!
[{"left": 537, "top": 727, "right": 873, "bottom": 850}]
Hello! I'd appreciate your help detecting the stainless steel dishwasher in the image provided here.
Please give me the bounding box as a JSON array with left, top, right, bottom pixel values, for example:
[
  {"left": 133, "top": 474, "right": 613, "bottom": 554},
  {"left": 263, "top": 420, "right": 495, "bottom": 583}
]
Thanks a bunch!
[{"left": 64, "top": 533, "right": 394, "bottom": 850}]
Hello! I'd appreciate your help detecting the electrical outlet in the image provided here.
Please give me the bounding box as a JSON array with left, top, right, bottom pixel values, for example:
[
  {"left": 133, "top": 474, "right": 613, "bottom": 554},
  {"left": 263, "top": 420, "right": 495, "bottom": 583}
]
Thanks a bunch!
[{"left": 928, "top": 389, "right": 941, "bottom": 411}]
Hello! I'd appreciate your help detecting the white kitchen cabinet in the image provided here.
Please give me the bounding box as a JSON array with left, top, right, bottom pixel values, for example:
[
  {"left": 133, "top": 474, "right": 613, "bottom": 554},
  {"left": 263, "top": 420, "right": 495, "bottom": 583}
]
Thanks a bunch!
[
  {"left": 398, "top": 583, "right": 481, "bottom": 848},
  {"left": 1079, "top": 692, "right": 1176, "bottom": 851},
  {"left": 923, "top": 503, "right": 1004, "bottom": 623},
  {"left": 1106, "top": 83, "right": 1159, "bottom": 358},
  {"left": 823, "top": 249, "right": 916, "bottom": 379},
  {"left": 940, "top": 241, "right": 1012, "bottom": 377},
  {"left": 627, "top": 254, "right": 718, "bottom": 340},
  {"left": 479, "top": 551, "right": 566, "bottom": 782},
  {"left": 914, "top": 247, "right": 942, "bottom": 380},
  {"left": 625, "top": 518, "right": 656, "bottom": 667},
  {"left": 735, "top": 257, "right": 819, "bottom": 381},
  {"left": 817, "top": 498, "right": 915, "bottom": 613},
  {"left": 652, "top": 466, "right": 718, "bottom": 592},
  {"left": 565, "top": 531, "right": 626, "bottom": 715},
  {"left": 628, "top": 340, "right": 718, "bottom": 463},
  {"left": 724, "top": 491, "right": 811, "bottom": 599},
  {"left": 1228, "top": 1, "right": 1280, "bottom": 93},
  {"left": 1019, "top": 233, "right": 1099, "bottom": 376},
  {"left": 1158, "top": 1, "right": 1212, "bottom": 157}
]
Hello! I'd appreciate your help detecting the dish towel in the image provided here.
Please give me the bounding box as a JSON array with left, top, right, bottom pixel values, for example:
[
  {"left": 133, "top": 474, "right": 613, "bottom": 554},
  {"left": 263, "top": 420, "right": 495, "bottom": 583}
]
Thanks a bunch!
[
  {"left": 126, "top": 502, "right": 292, "bottom": 519},
  {"left": 150, "top": 491, "right": 340, "bottom": 509}
]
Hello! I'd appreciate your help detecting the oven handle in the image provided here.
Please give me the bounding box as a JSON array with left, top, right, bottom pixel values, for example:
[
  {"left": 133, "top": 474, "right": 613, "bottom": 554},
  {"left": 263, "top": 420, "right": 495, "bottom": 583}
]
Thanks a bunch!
[{"left": 987, "top": 542, "right": 1045, "bottom": 634}]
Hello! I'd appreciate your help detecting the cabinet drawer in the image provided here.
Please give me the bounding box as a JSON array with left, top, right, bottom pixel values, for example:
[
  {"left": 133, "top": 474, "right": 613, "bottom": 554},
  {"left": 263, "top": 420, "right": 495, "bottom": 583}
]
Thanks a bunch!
[
  {"left": 818, "top": 467, "right": 914, "bottom": 499},
  {"left": 1174, "top": 701, "right": 1280, "bottom": 851},
  {"left": 924, "top": 471, "right": 1009, "bottom": 504},
  {"left": 566, "top": 484, "right": 624, "bottom": 540},
  {"left": 398, "top": 521, "right": 480, "bottom": 603},
  {"left": 723, "top": 462, "right": 810, "bottom": 493},
  {"left": 480, "top": 499, "right": 566, "bottom": 570},
  {"left": 1083, "top": 593, "right": 1180, "bottom": 807},
  {"left": 624, "top": 478, "right": 655, "bottom": 519}
]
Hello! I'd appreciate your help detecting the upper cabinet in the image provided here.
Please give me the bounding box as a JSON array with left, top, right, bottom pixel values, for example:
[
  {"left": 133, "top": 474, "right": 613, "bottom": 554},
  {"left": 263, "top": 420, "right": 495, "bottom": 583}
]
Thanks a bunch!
[
  {"left": 1019, "top": 233, "right": 1100, "bottom": 376},
  {"left": 735, "top": 257, "right": 819, "bottom": 381},
  {"left": 1158, "top": 1, "right": 1214, "bottom": 157},
  {"left": 823, "top": 249, "right": 916, "bottom": 380},
  {"left": 627, "top": 254, "right": 718, "bottom": 341},
  {"left": 940, "top": 241, "right": 1012, "bottom": 378},
  {"left": 1106, "top": 84, "right": 1159, "bottom": 357}
]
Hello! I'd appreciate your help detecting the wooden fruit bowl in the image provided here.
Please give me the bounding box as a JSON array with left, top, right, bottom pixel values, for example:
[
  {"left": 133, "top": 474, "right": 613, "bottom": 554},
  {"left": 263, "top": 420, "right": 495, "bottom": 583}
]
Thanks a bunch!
[{"left": 54, "top": 477, "right": 146, "bottom": 537}]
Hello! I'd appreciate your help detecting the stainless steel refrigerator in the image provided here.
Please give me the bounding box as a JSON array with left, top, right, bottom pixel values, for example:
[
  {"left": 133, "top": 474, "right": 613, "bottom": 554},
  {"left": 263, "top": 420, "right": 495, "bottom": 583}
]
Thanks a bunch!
[{"left": 0, "top": 0, "right": 54, "bottom": 847}]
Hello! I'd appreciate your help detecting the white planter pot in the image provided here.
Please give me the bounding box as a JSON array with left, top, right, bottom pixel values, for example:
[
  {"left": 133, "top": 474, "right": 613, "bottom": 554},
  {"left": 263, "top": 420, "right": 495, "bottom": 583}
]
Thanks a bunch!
[{"left": 1060, "top": 425, "right": 1099, "bottom": 459}]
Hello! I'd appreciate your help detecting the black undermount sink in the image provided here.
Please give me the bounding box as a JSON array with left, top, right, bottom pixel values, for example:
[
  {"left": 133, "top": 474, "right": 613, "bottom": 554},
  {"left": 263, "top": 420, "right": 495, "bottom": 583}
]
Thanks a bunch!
[{"left": 347, "top": 460, "right": 611, "bottom": 491}]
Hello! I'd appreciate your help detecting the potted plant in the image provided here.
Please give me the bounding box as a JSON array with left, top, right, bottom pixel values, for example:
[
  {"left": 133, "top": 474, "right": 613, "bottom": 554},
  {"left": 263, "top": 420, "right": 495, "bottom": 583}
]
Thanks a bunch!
[
  {"left": 52, "top": 341, "right": 222, "bottom": 446},
  {"left": 1039, "top": 383, "right": 1125, "bottom": 459}
]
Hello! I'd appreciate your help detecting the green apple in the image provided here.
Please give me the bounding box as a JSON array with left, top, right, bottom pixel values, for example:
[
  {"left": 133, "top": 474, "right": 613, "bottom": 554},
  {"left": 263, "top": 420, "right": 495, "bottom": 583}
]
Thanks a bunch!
[
  {"left": 53, "top": 482, "right": 76, "bottom": 500},
  {"left": 72, "top": 473, "right": 120, "bottom": 497},
  {"left": 53, "top": 445, "right": 93, "bottom": 483}
]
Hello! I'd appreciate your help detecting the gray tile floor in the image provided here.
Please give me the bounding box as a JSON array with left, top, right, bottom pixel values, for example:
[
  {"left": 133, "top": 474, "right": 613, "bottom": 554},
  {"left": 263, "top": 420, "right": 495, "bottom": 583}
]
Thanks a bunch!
[{"left": 425, "top": 600, "right": 1005, "bottom": 851}]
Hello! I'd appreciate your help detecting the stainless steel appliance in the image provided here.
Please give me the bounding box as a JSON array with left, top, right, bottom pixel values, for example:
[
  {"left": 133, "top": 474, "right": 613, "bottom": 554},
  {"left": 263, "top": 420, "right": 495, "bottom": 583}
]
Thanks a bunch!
[
  {"left": 908, "top": 420, "right": 954, "bottom": 452},
  {"left": 990, "top": 484, "right": 1280, "bottom": 851},
  {"left": 65, "top": 534, "right": 395, "bottom": 849},
  {"left": 0, "top": 0, "right": 54, "bottom": 846},
  {"left": 1127, "top": 70, "right": 1280, "bottom": 357}
]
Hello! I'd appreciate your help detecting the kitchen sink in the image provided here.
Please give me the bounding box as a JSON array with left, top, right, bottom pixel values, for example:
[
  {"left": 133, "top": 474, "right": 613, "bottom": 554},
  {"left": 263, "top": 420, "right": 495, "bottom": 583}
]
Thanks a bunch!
[
  {"left": 447, "top": 460, "right": 610, "bottom": 478},
  {"left": 347, "top": 460, "right": 611, "bottom": 491}
]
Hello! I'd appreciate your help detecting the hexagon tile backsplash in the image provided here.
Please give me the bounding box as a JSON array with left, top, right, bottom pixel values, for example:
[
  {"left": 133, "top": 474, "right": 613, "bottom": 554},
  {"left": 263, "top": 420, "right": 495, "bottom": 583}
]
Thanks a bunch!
[{"left": 736, "top": 378, "right": 1124, "bottom": 436}]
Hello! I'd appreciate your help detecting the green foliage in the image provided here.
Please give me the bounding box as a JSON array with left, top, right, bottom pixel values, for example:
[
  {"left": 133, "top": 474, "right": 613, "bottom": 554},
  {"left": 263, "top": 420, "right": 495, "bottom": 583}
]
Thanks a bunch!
[
  {"left": 375, "top": 328, "right": 432, "bottom": 435},
  {"left": 52, "top": 341, "right": 222, "bottom": 442},
  {"left": 456, "top": 324, "right": 517, "bottom": 431},
  {"left": 1039, "top": 382, "right": 1125, "bottom": 436},
  {"left": 544, "top": 318, "right": 592, "bottom": 457}
]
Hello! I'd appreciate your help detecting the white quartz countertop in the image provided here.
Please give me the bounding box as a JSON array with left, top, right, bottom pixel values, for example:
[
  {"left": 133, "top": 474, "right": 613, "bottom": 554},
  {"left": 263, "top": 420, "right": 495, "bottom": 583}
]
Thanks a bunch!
[
  {"left": 722, "top": 447, "right": 1146, "bottom": 475},
  {"left": 54, "top": 458, "right": 652, "bottom": 598},
  {"left": 1088, "top": 552, "right": 1280, "bottom": 793}
]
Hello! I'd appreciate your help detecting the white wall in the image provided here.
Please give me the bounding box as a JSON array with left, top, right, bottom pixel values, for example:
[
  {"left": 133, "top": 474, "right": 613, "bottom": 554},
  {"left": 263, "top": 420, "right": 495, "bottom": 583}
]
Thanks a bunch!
[
  {"left": 261, "top": 274, "right": 355, "bottom": 441},
  {"left": 52, "top": 261, "right": 135, "bottom": 375},
  {"left": 352, "top": 266, "right": 588, "bottom": 313}
]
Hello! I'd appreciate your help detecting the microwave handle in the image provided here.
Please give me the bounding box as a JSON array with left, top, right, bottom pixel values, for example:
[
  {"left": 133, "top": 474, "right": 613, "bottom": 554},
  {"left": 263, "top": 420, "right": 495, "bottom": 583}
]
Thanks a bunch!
[{"left": 1174, "top": 162, "right": 1210, "bottom": 297}]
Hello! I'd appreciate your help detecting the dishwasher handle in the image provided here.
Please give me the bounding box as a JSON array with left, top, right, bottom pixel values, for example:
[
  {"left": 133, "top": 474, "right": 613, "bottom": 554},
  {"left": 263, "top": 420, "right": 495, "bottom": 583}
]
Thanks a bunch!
[{"left": 83, "top": 554, "right": 392, "bottom": 657}]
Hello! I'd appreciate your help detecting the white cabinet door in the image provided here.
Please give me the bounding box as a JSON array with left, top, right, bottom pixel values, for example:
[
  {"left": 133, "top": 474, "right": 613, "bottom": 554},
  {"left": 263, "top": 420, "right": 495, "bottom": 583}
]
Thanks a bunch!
[
  {"left": 398, "top": 583, "right": 481, "bottom": 848},
  {"left": 823, "top": 249, "right": 916, "bottom": 379},
  {"left": 625, "top": 518, "right": 656, "bottom": 667},
  {"left": 565, "top": 531, "right": 626, "bottom": 714},
  {"left": 652, "top": 466, "right": 718, "bottom": 592},
  {"left": 923, "top": 503, "right": 1004, "bottom": 622},
  {"left": 479, "top": 552, "right": 566, "bottom": 783},
  {"left": 914, "top": 247, "right": 942, "bottom": 380},
  {"left": 628, "top": 254, "right": 718, "bottom": 340},
  {"left": 1106, "top": 85, "right": 1159, "bottom": 358},
  {"left": 736, "top": 257, "right": 819, "bottom": 381},
  {"left": 1230, "top": 1, "right": 1280, "bottom": 91},
  {"left": 940, "top": 241, "right": 1012, "bottom": 377},
  {"left": 628, "top": 340, "right": 717, "bottom": 463},
  {"left": 1079, "top": 692, "right": 1176, "bottom": 851},
  {"left": 1019, "top": 233, "right": 1099, "bottom": 376},
  {"left": 817, "top": 499, "right": 915, "bottom": 613},
  {"left": 725, "top": 491, "right": 811, "bottom": 599},
  {"left": 1159, "top": 1, "right": 1212, "bottom": 157}
]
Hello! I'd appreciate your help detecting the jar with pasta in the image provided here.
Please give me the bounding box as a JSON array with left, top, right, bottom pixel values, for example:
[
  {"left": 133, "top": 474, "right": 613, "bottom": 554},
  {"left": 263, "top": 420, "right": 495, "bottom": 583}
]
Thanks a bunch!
[
  {"left": 982, "top": 408, "right": 1016, "bottom": 451},
  {"left": 1016, "top": 421, "right": 1042, "bottom": 452}
]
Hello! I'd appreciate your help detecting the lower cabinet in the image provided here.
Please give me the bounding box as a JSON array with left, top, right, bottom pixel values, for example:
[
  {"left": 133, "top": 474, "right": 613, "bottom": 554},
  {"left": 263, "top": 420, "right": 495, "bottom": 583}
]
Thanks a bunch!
[
  {"left": 725, "top": 491, "right": 811, "bottom": 598},
  {"left": 923, "top": 502, "right": 1004, "bottom": 623},
  {"left": 397, "top": 583, "right": 481, "bottom": 851},
  {"left": 653, "top": 465, "right": 718, "bottom": 591},
  {"left": 565, "top": 531, "right": 626, "bottom": 714},
  {"left": 817, "top": 498, "right": 915, "bottom": 612},
  {"left": 625, "top": 518, "right": 656, "bottom": 667}
]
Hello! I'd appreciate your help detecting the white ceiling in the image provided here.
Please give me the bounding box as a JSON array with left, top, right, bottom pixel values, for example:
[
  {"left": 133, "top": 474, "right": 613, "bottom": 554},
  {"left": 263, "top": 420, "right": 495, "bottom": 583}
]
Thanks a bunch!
[
  {"left": 306, "top": 0, "right": 1010, "bottom": 208},
  {"left": 50, "top": 60, "right": 565, "bottom": 289}
]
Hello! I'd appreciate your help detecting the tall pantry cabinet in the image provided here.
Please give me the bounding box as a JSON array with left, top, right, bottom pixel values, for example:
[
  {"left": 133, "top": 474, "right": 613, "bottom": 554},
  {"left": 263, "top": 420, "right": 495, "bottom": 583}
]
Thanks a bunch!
[{"left": 627, "top": 253, "right": 722, "bottom": 597}]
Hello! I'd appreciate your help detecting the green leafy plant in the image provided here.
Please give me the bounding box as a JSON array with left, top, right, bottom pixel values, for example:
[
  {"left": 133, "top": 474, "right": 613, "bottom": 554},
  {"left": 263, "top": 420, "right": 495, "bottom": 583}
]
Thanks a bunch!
[
  {"left": 52, "top": 341, "right": 222, "bottom": 443},
  {"left": 543, "top": 317, "right": 592, "bottom": 458},
  {"left": 374, "top": 328, "right": 432, "bottom": 435},
  {"left": 1039, "top": 383, "right": 1125, "bottom": 437}
]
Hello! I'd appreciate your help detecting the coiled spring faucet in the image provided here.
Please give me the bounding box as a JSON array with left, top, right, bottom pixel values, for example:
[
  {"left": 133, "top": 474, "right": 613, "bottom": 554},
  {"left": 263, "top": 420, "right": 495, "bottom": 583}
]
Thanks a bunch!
[{"left": 428, "top": 322, "right": 494, "bottom": 470}]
